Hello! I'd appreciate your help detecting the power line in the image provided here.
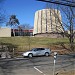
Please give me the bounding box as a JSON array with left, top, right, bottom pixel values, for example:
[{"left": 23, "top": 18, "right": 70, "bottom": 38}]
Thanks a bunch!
[{"left": 37, "top": 0, "right": 75, "bottom": 7}]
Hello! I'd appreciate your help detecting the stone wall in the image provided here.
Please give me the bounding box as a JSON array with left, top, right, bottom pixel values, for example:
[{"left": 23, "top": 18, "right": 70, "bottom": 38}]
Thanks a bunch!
[{"left": 34, "top": 33, "right": 64, "bottom": 38}]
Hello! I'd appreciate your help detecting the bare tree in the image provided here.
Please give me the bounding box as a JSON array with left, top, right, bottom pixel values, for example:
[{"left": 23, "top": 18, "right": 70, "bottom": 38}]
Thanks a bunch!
[
  {"left": 0, "top": 0, "right": 6, "bottom": 25},
  {"left": 48, "top": 3, "right": 75, "bottom": 51},
  {"left": 60, "top": 6, "right": 75, "bottom": 51},
  {"left": 18, "top": 24, "right": 33, "bottom": 50},
  {"left": 37, "top": 0, "right": 75, "bottom": 51},
  {"left": 18, "top": 24, "right": 33, "bottom": 36},
  {"left": 6, "top": 15, "right": 20, "bottom": 36}
]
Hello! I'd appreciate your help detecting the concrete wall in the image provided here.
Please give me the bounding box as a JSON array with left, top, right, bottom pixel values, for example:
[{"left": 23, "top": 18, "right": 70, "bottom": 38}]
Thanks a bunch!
[
  {"left": 0, "top": 28, "right": 11, "bottom": 37},
  {"left": 34, "top": 33, "right": 64, "bottom": 38}
]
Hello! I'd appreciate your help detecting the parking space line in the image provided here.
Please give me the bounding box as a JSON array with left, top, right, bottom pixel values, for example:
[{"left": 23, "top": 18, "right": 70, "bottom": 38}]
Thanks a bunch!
[{"left": 34, "top": 66, "right": 46, "bottom": 75}]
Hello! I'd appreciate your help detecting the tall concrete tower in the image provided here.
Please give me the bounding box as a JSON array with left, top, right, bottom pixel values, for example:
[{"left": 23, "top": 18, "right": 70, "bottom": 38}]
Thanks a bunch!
[{"left": 33, "top": 9, "right": 64, "bottom": 35}]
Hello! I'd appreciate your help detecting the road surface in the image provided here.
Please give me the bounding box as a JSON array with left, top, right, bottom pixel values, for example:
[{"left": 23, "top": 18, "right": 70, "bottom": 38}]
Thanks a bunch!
[{"left": 0, "top": 55, "right": 75, "bottom": 75}]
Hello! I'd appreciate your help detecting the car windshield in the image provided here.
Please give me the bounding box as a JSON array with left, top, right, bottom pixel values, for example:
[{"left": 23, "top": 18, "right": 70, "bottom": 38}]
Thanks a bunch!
[{"left": 31, "top": 48, "right": 36, "bottom": 51}]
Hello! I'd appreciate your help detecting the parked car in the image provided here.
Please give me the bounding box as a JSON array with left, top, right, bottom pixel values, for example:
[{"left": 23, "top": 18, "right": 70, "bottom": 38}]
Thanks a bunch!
[{"left": 22, "top": 48, "right": 51, "bottom": 58}]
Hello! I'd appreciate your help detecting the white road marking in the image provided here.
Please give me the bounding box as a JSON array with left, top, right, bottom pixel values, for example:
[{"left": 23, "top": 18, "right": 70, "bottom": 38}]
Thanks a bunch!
[{"left": 34, "top": 66, "right": 46, "bottom": 75}]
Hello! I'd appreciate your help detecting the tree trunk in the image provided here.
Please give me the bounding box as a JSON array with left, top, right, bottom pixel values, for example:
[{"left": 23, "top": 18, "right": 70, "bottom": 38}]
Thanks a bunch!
[
  {"left": 69, "top": 21, "right": 74, "bottom": 51},
  {"left": 13, "top": 27, "right": 15, "bottom": 37}
]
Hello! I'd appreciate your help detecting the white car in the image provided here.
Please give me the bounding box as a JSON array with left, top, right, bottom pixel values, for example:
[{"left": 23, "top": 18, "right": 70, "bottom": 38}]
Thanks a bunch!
[{"left": 22, "top": 48, "right": 51, "bottom": 58}]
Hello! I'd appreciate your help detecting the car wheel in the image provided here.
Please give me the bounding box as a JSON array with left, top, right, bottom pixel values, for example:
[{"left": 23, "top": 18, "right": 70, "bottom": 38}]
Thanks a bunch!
[
  {"left": 45, "top": 52, "right": 49, "bottom": 56},
  {"left": 23, "top": 56, "right": 26, "bottom": 58},
  {"left": 28, "top": 53, "right": 33, "bottom": 58}
]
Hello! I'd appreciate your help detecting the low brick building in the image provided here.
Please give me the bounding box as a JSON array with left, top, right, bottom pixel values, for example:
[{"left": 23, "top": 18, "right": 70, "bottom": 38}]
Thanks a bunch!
[{"left": 11, "top": 29, "right": 33, "bottom": 36}]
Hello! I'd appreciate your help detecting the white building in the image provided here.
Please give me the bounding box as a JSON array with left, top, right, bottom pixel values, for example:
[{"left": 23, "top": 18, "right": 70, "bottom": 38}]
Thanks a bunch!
[
  {"left": 33, "top": 9, "right": 64, "bottom": 37},
  {"left": 0, "top": 27, "right": 11, "bottom": 37}
]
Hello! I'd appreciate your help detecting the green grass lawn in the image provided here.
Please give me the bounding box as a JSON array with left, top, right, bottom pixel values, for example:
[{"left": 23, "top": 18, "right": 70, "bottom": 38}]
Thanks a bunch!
[
  {"left": 0, "top": 37, "right": 74, "bottom": 52},
  {"left": 0, "top": 36, "right": 69, "bottom": 45}
]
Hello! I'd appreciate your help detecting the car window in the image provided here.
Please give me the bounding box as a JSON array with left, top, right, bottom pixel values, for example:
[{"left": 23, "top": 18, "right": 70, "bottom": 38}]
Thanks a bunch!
[
  {"left": 37, "top": 48, "right": 45, "bottom": 51},
  {"left": 37, "top": 48, "right": 40, "bottom": 50},
  {"left": 34, "top": 48, "right": 41, "bottom": 51},
  {"left": 33, "top": 48, "right": 38, "bottom": 51},
  {"left": 40, "top": 48, "right": 45, "bottom": 50},
  {"left": 32, "top": 48, "right": 45, "bottom": 51}
]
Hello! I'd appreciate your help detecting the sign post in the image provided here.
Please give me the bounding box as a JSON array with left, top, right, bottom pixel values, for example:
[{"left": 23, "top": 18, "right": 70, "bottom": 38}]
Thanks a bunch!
[
  {"left": 53, "top": 52, "right": 57, "bottom": 75},
  {"left": 13, "top": 48, "right": 15, "bottom": 58}
]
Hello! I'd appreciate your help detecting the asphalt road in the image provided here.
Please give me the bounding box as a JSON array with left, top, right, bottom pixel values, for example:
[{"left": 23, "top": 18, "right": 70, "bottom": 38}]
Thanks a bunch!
[{"left": 0, "top": 55, "right": 75, "bottom": 75}]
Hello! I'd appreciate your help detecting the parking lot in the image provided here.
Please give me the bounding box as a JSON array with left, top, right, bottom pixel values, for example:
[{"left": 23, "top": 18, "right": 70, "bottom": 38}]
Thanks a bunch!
[{"left": 0, "top": 55, "right": 75, "bottom": 75}]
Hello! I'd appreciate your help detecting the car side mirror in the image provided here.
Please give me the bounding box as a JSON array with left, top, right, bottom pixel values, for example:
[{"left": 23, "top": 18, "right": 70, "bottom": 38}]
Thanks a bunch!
[{"left": 34, "top": 50, "right": 36, "bottom": 51}]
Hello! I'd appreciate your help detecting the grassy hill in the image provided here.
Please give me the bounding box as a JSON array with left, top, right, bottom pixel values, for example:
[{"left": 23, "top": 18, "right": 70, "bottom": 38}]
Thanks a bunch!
[
  {"left": 0, "top": 37, "right": 70, "bottom": 51},
  {"left": 0, "top": 37, "right": 69, "bottom": 45}
]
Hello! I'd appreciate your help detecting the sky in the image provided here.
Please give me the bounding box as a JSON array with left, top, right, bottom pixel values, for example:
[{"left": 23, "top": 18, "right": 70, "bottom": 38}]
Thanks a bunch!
[{"left": 2, "top": 0, "right": 46, "bottom": 27}]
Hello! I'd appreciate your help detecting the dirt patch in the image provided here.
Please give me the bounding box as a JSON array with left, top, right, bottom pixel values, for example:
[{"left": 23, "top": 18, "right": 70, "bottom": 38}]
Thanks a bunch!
[
  {"left": 57, "top": 70, "right": 75, "bottom": 75},
  {"left": 51, "top": 49, "right": 71, "bottom": 55}
]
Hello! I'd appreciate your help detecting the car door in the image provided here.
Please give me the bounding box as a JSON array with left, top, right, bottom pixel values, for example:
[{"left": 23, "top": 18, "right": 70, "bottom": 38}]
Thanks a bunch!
[
  {"left": 33, "top": 48, "right": 40, "bottom": 56},
  {"left": 33, "top": 48, "right": 41, "bottom": 56},
  {"left": 36, "top": 48, "right": 45, "bottom": 56},
  {"left": 39, "top": 48, "right": 45, "bottom": 55}
]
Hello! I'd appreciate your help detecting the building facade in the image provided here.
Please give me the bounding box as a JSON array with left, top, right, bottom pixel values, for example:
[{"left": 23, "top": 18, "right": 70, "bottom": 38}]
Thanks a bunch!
[
  {"left": 11, "top": 29, "right": 33, "bottom": 36},
  {"left": 33, "top": 9, "right": 64, "bottom": 37},
  {"left": 0, "top": 28, "right": 11, "bottom": 37},
  {"left": 0, "top": 27, "right": 33, "bottom": 37}
]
